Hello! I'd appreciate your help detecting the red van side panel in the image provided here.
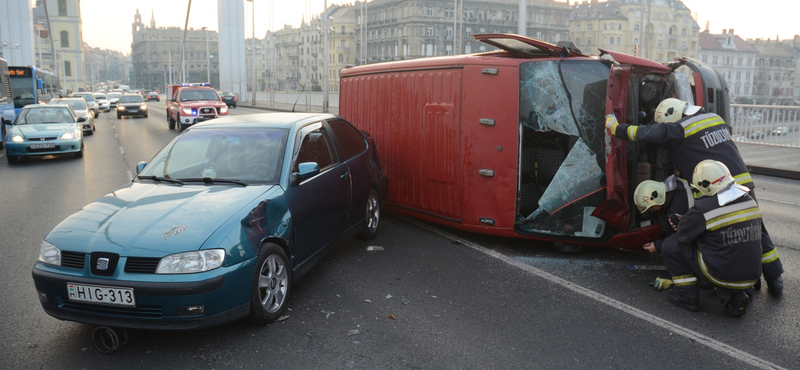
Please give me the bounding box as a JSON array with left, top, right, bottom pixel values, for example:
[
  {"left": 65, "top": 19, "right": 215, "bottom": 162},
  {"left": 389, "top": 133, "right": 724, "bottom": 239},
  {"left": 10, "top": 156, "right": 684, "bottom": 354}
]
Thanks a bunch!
[
  {"left": 458, "top": 65, "right": 522, "bottom": 230},
  {"left": 340, "top": 68, "right": 464, "bottom": 221}
]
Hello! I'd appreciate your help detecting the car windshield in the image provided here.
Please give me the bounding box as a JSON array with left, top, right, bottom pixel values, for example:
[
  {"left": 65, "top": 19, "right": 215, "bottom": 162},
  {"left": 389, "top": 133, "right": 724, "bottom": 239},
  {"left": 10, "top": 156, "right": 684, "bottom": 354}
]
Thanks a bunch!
[
  {"left": 119, "top": 95, "right": 144, "bottom": 103},
  {"left": 139, "top": 128, "right": 288, "bottom": 184},
  {"left": 108, "top": 93, "right": 121, "bottom": 99},
  {"left": 52, "top": 100, "right": 87, "bottom": 111},
  {"left": 221, "top": 92, "right": 234, "bottom": 97},
  {"left": 15, "top": 107, "right": 75, "bottom": 124},
  {"left": 181, "top": 89, "right": 220, "bottom": 101}
]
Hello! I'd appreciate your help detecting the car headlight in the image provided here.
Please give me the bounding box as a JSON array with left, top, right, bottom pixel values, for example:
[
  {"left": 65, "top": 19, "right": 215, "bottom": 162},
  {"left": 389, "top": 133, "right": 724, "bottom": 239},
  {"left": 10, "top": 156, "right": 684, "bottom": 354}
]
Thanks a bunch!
[
  {"left": 11, "top": 134, "right": 24, "bottom": 143},
  {"left": 61, "top": 131, "right": 76, "bottom": 140},
  {"left": 141, "top": 104, "right": 148, "bottom": 110},
  {"left": 117, "top": 105, "right": 124, "bottom": 110},
  {"left": 38, "top": 240, "right": 61, "bottom": 265},
  {"left": 182, "top": 107, "right": 193, "bottom": 115},
  {"left": 220, "top": 105, "right": 228, "bottom": 113},
  {"left": 156, "top": 249, "right": 225, "bottom": 274}
]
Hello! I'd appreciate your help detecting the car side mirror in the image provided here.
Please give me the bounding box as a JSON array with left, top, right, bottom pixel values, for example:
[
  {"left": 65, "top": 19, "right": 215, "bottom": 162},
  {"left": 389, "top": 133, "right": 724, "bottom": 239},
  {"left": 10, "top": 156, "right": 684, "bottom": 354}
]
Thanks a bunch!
[
  {"left": 290, "top": 162, "right": 320, "bottom": 186},
  {"left": 136, "top": 161, "right": 147, "bottom": 174},
  {"left": 77, "top": 116, "right": 87, "bottom": 122}
]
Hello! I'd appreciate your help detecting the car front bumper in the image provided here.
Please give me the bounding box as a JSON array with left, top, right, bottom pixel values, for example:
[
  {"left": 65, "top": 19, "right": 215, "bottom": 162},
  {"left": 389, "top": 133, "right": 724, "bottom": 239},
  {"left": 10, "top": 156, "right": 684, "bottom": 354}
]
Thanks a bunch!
[
  {"left": 5, "top": 138, "right": 82, "bottom": 156},
  {"left": 31, "top": 257, "right": 255, "bottom": 330}
]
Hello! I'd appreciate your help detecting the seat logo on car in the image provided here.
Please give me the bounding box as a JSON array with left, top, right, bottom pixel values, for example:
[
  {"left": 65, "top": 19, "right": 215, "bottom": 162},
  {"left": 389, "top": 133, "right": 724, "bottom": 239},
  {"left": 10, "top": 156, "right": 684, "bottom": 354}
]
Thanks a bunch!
[
  {"left": 96, "top": 258, "right": 110, "bottom": 271},
  {"left": 162, "top": 224, "right": 188, "bottom": 240}
]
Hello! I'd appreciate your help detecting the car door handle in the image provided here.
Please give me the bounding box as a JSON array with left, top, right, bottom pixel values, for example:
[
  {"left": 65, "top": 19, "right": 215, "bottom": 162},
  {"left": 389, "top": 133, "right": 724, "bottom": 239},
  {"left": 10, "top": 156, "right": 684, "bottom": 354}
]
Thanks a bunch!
[{"left": 340, "top": 171, "right": 349, "bottom": 179}]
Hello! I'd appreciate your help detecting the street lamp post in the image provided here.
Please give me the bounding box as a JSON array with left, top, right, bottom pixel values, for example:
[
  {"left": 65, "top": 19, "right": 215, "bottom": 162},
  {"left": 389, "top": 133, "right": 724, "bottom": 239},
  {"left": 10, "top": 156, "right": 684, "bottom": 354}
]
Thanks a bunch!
[
  {"left": 247, "top": 0, "right": 256, "bottom": 106},
  {"left": 323, "top": 0, "right": 328, "bottom": 112},
  {"left": 204, "top": 27, "right": 211, "bottom": 84}
]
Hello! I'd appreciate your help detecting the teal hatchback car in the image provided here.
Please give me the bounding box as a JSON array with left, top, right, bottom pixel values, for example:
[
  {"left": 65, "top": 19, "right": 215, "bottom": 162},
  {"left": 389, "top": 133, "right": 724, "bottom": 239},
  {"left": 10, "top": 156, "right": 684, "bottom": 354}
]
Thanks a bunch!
[
  {"left": 32, "top": 113, "right": 387, "bottom": 330},
  {"left": 5, "top": 104, "right": 85, "bottom": 163}
]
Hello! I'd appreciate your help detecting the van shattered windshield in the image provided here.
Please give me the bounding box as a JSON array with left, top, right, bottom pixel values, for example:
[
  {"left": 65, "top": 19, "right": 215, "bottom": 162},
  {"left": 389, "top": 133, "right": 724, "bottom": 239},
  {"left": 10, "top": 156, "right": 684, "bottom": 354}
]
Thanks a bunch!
[{"left": 517, "top": 60, "right": 610, "bottom": 238}]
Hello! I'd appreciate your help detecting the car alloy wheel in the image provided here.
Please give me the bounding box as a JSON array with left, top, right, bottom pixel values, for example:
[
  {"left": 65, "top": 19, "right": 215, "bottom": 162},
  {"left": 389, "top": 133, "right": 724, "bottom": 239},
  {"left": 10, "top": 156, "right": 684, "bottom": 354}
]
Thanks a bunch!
[
  {"left": 356, "top": 189, "right": 380, "bottom": 240},
  {"left": 249, "top": 243, "right": 291, "bottom": 324}
]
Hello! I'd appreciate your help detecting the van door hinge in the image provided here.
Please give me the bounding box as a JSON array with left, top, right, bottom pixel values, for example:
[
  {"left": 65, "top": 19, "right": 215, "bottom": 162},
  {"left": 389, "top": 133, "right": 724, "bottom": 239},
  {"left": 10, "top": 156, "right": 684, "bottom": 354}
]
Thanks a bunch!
[
  {"left": 479, "top": 118, "right": 495, "bottom": 126},
  {"left": 479, "top": 169, "right": 494, "bottom": 177}
]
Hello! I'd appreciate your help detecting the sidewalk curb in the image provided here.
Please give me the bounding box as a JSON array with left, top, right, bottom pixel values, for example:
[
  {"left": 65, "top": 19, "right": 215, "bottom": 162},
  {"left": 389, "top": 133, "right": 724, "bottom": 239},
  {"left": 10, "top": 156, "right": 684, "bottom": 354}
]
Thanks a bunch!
[{"left": 746, "top": 165, "right": 800, "bottom": 181}]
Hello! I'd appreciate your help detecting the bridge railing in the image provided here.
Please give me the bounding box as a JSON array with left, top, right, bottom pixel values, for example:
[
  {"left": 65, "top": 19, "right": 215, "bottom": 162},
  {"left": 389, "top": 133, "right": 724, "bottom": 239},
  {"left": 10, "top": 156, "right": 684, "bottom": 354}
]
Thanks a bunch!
[{"left": 729, "top": 104, "right": 800, "bottom": 147}]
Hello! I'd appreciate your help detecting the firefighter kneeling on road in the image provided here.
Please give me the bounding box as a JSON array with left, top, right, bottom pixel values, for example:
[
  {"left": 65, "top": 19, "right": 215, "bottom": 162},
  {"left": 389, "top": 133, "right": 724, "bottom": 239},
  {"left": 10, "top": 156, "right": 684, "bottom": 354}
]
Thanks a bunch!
[
  {"left": 634, "top": 175, "right": 694, "bottom": 254},
  {"left": 658, "top": 160, "right": 762, "bottom": 317}
]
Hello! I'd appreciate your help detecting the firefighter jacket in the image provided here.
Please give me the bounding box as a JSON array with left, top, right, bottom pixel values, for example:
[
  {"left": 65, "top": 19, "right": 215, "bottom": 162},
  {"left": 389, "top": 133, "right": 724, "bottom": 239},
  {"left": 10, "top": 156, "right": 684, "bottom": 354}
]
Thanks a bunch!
[
  {"left": 653, "top": 176, "right": 694, "bottom": 252},
  {"left": 613, "top": 112, "right": 753, "bottom": 189},
  {"left": 676, "top": 189, "right": 762, "bottom": 290}
]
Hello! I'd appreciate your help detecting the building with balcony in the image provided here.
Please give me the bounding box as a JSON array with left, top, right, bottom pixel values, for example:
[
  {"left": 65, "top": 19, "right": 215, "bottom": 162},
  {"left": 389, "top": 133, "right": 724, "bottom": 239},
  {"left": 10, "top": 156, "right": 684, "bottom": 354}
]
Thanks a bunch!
[
  {"left": 748, "top": 37, "right": 798, "bottom": 106},
  {"left": 354, "top": 0, "right": 570, "bottom": 64},
  {"left": 131, "top": 10, "right": 219, "bottom": 91},
  {"left": 698, "top": 29, "right": 758, "bottom": 103},
  {"left": 569, "top": 0, "right": 699, "bottom": 61}
]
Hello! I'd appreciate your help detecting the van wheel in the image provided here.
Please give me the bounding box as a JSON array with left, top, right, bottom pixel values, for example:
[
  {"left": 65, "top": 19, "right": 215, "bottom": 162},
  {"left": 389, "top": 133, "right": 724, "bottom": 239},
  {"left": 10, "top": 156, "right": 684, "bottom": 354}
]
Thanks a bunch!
[
  {"left": 553, "top": 242, "right": 587, "bottom": 254},
  {"left": 355, "top": 189, "right": 380, "bottom": 240},
  {"left": 168, "top": 115, "right": 175, "bottom": 129},
  {"left": 249, "top": 243, "right": 291, "bottom": 324}
]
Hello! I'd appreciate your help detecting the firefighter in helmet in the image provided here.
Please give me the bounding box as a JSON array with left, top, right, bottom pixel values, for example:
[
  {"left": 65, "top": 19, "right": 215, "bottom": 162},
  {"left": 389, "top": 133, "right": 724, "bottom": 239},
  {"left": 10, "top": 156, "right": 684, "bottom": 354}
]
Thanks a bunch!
[
  {"left": 633, "top": 175, "right": 694, "bottom": 254},
  {"left": 606, "top": 98, "right": 783, "bottom": 296}
]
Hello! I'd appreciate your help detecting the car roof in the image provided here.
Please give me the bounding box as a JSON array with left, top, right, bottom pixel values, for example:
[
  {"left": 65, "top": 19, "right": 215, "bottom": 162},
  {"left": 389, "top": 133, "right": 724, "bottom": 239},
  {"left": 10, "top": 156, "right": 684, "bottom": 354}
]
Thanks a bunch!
[
  {"left": 51, "top": 97, "right": 84, "bottom": 101},
  {"left": 193, "top": 112, "right": 340, "bottom": 130}
]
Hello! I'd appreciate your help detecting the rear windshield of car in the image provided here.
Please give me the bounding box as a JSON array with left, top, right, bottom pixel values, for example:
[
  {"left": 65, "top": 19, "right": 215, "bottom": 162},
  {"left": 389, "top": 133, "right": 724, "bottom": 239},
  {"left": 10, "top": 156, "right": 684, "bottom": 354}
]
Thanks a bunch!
[
  {"left": 75, "top": 94, "right": 95, "bottom": 102},
  {"left": 108, "top": 93, "right": 121, "bottom": 98},
  {"left": 119, "top": 95, "right": 144, "bottom": 103},
  {"left": 52, "top": 99, "right": 87, "bottom": 111},
  {"left": 15, "top": 107, "right": 75, "bottom": 124},
  {"left": 139, "top": 128, "right": 288, "bottom": 184}
]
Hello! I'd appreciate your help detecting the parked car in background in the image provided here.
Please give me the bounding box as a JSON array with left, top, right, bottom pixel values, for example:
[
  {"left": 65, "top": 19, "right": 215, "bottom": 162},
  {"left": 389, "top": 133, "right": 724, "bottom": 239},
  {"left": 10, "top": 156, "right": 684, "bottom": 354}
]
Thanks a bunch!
[
  {"left": 147, "top": 92, "right": 160, "bottom": 102},
  {"left": 93, "top": 93, "right": 110, "bottom": 112},
  {"left": 71, "top": 92, "right": 99, "bottom": 118},
  {"left": 116, "top": 93, "right": 148, "bottom": 119},
  {"left": 49, "top": 98, "right": 95, "bottom": 135},
  {"left": 4, "top": 104, "right": 84, "bottom": 163},
  {"left": 220, "top": 91, "right": 237, "bottom": 108},
  {"left": 31, "top": 112, "right": 387, "bottom": 330},
  {"left": 772, "top": 126, "right": 788, "bottom": 135},
  {"left": 750, "top": 131, "right": 765, "bottom": 139}
]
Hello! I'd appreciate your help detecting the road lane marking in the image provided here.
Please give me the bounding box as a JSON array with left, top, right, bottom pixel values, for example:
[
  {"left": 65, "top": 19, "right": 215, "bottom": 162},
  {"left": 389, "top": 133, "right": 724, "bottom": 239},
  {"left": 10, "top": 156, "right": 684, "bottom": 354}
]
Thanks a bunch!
[
  {"left": 119, "top": 147, "right": 124, "bottom": 155},
  {"left": 405, "top": 217, "right": 786, "bottom": 370},
  {"left": 127, "top": 170, "right": 133, "bottom": 182}
]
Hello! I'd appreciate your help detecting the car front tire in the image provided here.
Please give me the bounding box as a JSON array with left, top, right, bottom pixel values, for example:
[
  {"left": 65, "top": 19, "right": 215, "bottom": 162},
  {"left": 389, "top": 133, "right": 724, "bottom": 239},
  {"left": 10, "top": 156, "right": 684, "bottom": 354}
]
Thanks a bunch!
[
  {"left": 74, "top": 145, "right": 84, "bottom": 159},
  {"left": 168, "top": 115, "right": 175, "bottom": 130},
  {"left": 355, "top": 189, "right": 381, "bottom": 240},
  {"left": 249, "top": 243, "right": 291, "bottom": 324},
  {"left": 6, "top": 154, "right": 18, "bottom": 163},
  {"left": 117, "top": 113, "right": 121, "bottom": 119}
]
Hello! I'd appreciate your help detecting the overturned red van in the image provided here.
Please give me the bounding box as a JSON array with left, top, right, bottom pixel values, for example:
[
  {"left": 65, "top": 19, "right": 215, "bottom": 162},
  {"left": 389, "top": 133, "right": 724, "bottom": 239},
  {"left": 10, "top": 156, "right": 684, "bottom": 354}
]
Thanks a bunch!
[{"left": 339, "top": 34, "right": 729, "bottom": 252}]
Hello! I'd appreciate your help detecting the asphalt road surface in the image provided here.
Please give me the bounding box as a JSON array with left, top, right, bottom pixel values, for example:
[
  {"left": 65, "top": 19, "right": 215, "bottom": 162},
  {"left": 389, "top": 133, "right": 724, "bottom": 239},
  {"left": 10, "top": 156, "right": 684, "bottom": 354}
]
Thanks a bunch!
[{"left": 1, "top": 104, "right": 797, "bottom": 369}]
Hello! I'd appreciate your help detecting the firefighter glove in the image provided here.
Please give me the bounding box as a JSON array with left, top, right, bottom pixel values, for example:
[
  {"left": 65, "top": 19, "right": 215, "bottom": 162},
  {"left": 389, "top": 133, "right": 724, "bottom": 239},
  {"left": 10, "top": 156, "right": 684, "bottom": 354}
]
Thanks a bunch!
[
  {"left": 650, "top": 277, "right": 674, "bottom": 291},
  {"left": 605, "top": 114, "right": 619, "bottom": 135}
]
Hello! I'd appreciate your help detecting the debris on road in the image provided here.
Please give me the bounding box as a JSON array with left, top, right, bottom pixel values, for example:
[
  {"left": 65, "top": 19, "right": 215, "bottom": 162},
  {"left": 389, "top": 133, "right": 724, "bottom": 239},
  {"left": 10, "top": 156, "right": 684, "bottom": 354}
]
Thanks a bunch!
[
  {"left": 347, "top": 330, "right": 360, "bottom": 337},
  {"left": 367, "top": 246, "right": 384, "bottom": 251},
  {"left": 387, "top": 314, "right": 397, "bottom": 320}
]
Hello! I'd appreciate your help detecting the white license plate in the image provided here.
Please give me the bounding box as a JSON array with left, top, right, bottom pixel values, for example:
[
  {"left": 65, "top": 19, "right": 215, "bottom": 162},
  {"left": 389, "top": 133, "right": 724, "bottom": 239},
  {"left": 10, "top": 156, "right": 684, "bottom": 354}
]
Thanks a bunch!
[
  {"left": 128, "top": 109, "right": 138, "bottom": 113},
  {"left": 30, "top": 143, "right": 55, "bottom": 149},
  {"left": 67, "top": 283, "right": 136, "bottom": 306}
]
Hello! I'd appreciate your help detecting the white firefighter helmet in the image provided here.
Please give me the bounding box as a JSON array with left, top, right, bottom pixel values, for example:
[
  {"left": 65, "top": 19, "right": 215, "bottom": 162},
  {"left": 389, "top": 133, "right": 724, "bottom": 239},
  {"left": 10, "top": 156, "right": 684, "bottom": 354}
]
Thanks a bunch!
[
  {"left": 633, "top": 180, "right": 667, "bottom": 213},
  {"left": 692, "top": 160, "right": 734, "bottom": 197},
  {"left": 654, "top": 98, "right": 702, "bottom": 123}
]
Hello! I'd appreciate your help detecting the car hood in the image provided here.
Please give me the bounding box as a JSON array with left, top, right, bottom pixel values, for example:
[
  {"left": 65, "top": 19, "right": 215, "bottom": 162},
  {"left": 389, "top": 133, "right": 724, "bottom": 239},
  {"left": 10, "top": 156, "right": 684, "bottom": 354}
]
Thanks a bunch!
[
  {"left": 12, "top": 123, "right": 76, "bottom": 136},
  {"left": 45, "top": 183, "right": 276, "bottom": 257}
]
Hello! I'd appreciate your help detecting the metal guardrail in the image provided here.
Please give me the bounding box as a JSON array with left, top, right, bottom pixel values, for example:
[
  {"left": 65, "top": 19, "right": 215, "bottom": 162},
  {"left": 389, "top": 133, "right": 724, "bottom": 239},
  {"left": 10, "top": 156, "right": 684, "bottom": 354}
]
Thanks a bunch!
[{"left": 729, "top": 104, "right": 800, "bottom": 148}]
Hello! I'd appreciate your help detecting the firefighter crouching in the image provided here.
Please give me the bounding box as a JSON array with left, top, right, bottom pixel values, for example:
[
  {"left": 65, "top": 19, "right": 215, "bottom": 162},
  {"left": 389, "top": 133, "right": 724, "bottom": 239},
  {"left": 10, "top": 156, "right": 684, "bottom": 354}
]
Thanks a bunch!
[
  {"left": 634, "top": 175, "right": 694, "bottom": 255},
  {"left": 657, "top": 160, "right": 762, "bottom": 317}
]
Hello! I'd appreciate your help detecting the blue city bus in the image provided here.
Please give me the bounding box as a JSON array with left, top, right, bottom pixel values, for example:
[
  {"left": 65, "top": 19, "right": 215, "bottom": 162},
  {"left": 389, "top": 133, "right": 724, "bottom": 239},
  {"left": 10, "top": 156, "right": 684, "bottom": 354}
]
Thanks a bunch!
[
  {"left": 0, "top": 58, "right": 15, "bottom": 149},
  {"left": 8, "top": 66, "right": 59, "bottom": 117}
]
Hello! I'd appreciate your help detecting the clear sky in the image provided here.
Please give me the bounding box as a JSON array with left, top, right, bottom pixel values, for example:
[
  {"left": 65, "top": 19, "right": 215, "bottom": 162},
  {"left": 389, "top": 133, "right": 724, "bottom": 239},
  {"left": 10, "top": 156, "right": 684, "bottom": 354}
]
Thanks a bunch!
[{"left": 78, "top": 0, "right": 797, "bottom": 54}]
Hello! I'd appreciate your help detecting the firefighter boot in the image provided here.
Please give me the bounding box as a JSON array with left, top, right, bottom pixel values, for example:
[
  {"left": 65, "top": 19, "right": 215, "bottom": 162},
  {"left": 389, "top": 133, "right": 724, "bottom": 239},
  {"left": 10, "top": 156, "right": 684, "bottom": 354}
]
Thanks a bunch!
[
  {"left": 667, "top": 287, "right": 699, "bottom": 312},
  {"left": 725, "top": 291, "right": 751, "bottom": 317},
  {"left": 766, "top": 276, "right": 783, "bottom": 296}
]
